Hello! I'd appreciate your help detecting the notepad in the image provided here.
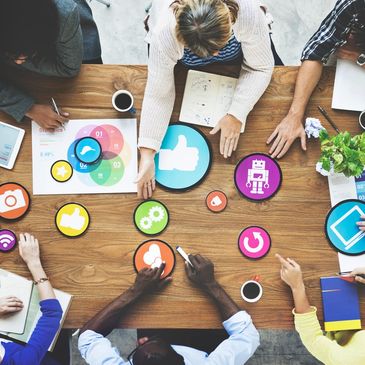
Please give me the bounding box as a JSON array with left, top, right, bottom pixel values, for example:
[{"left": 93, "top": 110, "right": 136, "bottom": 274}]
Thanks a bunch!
[
  {"left": 320, "top": 276, "right": 362, "bottom": 331},
  {"left": 0, "top": 269, "right": 33, "bottom": 334},
  {"left": 332, "top": 59, "right": 365, "bottom": 112},
  {"left": 0, "top": 269, "right": 72, "bottom": 351},
  {"left": 179, "top": 70, "right": 244, "bottom": 131}
]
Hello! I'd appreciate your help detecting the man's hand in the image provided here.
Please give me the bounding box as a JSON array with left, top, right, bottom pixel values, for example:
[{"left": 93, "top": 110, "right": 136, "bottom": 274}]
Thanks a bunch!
[
  {"left": 185, "top": 254, "right": 216, "bottom": 289},
  {"left": 350, "top": 267, "right": 365, "bottom": 284},
  {"left": 210, "top": 114, "right": 241, "bottom": 158},
  {"left": 132, "top": 262, "right": 172, "bottom": 295},
  {"left": 26, "top": 104, "right": 69, "bottom": 131},
  {"left": 0, "top": 296, "right": 23, "bottom": 316},
  {"left": 267, "top": 113, "right": 306, "bottom": 158},
  {"left": 276, "top": 254, "right": 304, "bottom": 291},
  {"left": 136, "top": 148, "right": 156, "bottom": 199}
]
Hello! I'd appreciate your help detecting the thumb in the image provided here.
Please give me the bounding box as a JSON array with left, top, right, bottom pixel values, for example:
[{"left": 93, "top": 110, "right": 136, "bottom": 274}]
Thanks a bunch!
[
  {"left": 301, "top": 132, "right": 307, "bottom": 151},
  {"left": 175, "top": 135, "right": 187, "bottom": 149},
  {"left": 210, "top": 124, "right": 221, "bottom": 135}
]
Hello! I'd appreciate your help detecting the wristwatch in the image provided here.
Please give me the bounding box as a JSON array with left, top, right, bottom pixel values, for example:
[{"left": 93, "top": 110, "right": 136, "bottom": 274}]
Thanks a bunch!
[{"left": 357, "top": 53, "right": 365, "bottom": 66}]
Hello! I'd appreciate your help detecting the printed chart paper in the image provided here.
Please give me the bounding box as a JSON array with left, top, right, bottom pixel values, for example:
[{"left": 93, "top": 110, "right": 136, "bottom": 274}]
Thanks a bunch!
[
  {"left": 179, "top": 70, "right": 244, "bottom": 131},
  {"left": 32, "top": 119, "right": 137, "bottom": 195}
]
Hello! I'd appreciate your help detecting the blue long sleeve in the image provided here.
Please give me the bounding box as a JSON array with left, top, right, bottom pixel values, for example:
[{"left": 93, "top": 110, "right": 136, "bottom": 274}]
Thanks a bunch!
[{"left": 1, "top": 299, "right": 63, "bottom": 365}]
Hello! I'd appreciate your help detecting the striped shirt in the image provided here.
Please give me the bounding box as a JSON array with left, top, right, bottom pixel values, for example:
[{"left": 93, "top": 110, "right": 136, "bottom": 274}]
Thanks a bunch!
[
  {"left": 181, "top": 33, "right": 242, "bottom": 67},
  {"left": 302, "top": 0, "right": 365, "bottom": 63}
]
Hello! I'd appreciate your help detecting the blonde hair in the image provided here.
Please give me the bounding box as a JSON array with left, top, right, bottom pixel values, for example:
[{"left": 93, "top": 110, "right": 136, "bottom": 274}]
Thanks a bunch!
[{"left": 172, "top": 0, "right": 239, "bottom": 58}]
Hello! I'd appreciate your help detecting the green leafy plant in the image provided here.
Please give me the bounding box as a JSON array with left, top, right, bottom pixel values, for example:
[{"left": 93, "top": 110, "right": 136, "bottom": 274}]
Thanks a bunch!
[{"left": 318, "top": 130, "right": 365, "bottom": 177}]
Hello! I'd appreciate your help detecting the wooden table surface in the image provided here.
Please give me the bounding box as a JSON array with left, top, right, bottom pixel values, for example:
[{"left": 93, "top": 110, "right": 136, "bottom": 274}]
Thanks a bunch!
[{"left": 1, "top": 64, "right": 364, "bottom": 329}]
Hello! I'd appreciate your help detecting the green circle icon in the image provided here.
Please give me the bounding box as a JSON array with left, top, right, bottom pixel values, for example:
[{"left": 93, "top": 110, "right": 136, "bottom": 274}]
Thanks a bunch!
[{"left": 134, "top": 200, "right": 169, "bottom": 236}]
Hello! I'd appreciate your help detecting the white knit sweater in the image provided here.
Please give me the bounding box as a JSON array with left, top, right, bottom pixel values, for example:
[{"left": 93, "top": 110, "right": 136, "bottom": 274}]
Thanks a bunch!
[{"left": 139, "top": 0, "right": 274, "bottom": 152}]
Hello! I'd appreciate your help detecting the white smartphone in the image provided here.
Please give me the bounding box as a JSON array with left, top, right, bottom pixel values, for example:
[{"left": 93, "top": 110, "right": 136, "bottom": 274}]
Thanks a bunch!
[{"left": 0, "top": 121, "right": 25, "bottom": 170}]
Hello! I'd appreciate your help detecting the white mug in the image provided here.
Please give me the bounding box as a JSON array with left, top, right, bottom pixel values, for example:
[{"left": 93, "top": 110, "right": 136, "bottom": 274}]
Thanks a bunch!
[
  {"left": 112, "top": 90, "right": 134, "bottom": 112},
  {"left": 359, "top": 110, "right": 365, "bottom": 130},
  {"left": 240, "top": 280, "right": 263, "bottom": 303}
]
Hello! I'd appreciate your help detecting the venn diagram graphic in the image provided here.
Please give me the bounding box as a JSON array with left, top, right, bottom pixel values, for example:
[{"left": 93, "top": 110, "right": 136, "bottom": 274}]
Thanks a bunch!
[{"left": 67, "top": 124, "right": 132, "bottom": 187}]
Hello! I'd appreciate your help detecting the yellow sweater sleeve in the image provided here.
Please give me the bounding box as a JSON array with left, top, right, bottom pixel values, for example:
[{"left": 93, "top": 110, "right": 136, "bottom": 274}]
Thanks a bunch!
[{"left": 293, "top": 307, "right": 357, "bottom": 365}]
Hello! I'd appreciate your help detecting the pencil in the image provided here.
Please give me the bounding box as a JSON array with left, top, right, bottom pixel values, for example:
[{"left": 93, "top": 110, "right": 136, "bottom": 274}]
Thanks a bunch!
[{"left": 317, "top": 106, "right": 340, "bottom": 134}]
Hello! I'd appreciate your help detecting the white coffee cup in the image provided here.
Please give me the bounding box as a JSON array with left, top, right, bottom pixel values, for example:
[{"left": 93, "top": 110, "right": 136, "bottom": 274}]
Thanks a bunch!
[
  {"left": 112, "top": 90, "right": 134, "bottom": 112},
  {"left": 359, "top": 110, "right": 365, "bottom": 130},
  {"left": 211, "top": 196, "right": 222, "bottom": 207},
  {"left": 240, "top": 280, "right": 263, "bottom": 303}
]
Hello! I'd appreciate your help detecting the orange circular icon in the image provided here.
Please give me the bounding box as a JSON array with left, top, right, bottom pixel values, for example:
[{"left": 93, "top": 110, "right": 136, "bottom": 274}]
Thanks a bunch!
[
  {"left": 206, "top": 190, "right": 227, "bottom": 213},
  {"left": 0, "top": 183, "right": 30, "bottom": 220},
  {"left": 133, "top": 240, "right": 175, "bottom": 279}
]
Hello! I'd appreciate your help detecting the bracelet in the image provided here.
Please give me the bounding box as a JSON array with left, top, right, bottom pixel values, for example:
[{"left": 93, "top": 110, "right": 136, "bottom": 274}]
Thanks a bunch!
[{"left": 34, "top": 277, "right": 49, "bottom": 285}]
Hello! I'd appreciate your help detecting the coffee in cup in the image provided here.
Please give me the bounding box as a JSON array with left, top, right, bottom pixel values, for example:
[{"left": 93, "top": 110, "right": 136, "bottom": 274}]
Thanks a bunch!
[
  {"left": 359, "top": 110, "right": 365, "bottom": 130},
  {"left": 112, "top": 90, "right": 134, "bottom": 112},
  {"left": 240, "top": 280, "right": 263, "bottom": 303}
]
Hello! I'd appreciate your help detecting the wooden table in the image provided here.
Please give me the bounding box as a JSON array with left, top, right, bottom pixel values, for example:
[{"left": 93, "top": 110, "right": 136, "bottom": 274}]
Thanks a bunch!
[{"left": 1, "top": 65, "right": 364, "bottom": 329}]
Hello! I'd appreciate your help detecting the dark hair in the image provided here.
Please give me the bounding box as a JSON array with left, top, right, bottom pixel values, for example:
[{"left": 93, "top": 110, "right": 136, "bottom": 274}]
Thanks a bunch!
[
  {"left": 133, "top": 339, "right": 185, "bottom": 365},
  {"left": 0, "top": 0, "right": 59, "bottom": 61}
]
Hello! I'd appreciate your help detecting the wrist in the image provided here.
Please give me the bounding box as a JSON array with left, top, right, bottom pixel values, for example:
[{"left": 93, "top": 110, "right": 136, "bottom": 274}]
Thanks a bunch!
[
  {"left": 202, "top": 280, "right": 221, "bottom": 294},
  {"left": 287, "top": 108, "right": 305, "bottom": 122},
  {"left": 129, "top": 285, "right": 146, "bottom": 299},
  {"left": 140, "top": 147, "right": 156, "bottom": 158},
  {"left": 291, "top": 282, "right": 306, "bottom": 294}
]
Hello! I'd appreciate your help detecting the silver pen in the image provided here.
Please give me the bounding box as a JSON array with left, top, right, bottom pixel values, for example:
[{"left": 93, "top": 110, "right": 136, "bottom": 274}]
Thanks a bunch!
[{"left": 51, "top": 97, "right": 60, "bottom": 115}]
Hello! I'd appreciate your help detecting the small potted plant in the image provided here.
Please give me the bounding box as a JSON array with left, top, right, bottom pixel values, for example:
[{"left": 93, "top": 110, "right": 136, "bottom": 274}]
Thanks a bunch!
[{"left": 316, "top": 129, "right": 365, "bottom": 178}]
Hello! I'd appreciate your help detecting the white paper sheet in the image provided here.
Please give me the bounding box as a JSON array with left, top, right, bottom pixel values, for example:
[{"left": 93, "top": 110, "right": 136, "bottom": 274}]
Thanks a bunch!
[
  {"left": 332, "top": 59, "right": 365, "bottom": 112},
  {"left": 338, "top": 252, "right": 365, "bottom": 272},
  {"left": 179, "top": 70, "right": 244, "bottom": 131},
  {"left": 0, "top": 269, "right": 33, "bottom": 334},
  {"left": 32, "top": 119, "right": 137, "bottom": 195},
  {"left": 328, "top": 173, "right": 357, "bottom": 206}
]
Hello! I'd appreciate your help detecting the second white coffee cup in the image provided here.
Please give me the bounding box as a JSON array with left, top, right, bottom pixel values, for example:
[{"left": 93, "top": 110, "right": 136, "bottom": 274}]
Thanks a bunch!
[{"left": 112, "top": 90, "right": 134, "bottom": 112}]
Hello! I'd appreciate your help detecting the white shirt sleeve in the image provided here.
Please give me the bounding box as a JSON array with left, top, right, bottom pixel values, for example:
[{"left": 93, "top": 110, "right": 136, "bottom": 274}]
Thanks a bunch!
[
  {"left": 78, "top": 330, "right": 128, "bottom": 365},
  {"left": 205, "top": 311, "right": 260, "bottom": 365},
  {"left": 229, "top": 0, "right": 274, "bottom": 125}
]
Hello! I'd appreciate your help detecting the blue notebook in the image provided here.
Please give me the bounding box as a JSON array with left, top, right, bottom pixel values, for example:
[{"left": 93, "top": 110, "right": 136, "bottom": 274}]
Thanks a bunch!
[{"left": 320, "top": 276, "right": 362, "bottom": 331}]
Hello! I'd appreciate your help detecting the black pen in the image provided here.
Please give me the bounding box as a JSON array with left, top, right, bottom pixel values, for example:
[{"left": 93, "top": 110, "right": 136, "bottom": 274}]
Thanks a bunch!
[
  {"left": 318, "top": 106, "right": 340, "bottom": 134},
  {"left": 338, "top": 271, "right": 365, "bottom": 279}
]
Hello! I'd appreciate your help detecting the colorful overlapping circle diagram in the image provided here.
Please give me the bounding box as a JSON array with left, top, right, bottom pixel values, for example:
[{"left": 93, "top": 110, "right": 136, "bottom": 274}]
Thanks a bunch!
[{"left": 67, "top": 124, "right": 132, "bottom": 187}]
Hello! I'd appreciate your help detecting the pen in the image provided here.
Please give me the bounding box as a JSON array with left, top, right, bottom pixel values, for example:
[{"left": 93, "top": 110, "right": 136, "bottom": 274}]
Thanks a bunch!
[
  {"left": 317, "top": 106, "right": 340, "bottom": 134},
  {"left": 338, "top": 271, "right": 365, "bottom": 279},
  {"left": 176, "top": 246, "right": 193, "bottom": 267},
  {"left": 51, "top": 97, "right": 60, "bottom": 116}
]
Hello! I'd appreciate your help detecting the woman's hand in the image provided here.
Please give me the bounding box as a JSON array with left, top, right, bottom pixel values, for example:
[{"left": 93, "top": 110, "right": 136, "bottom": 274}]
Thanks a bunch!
[
  {"left": 210, "top": 114, "right": 241, "bottom": 158},
  {"left": 136, "top": 148, "right": 156, "bottom": 199},
  {"left": 19, "top": 233, "right": 42, "bottom": 269},
  {"left": 356, "top": 215, "right": 365, "bottom": 231},
  {"left": 350, "top": 267, "right": 365, "bottom": 284},
  {"left": 0, "top": 296, "right": 23, "bottom": 316},
  {"left": 276, "top": 254, "right": 304, "bottom": 291}
]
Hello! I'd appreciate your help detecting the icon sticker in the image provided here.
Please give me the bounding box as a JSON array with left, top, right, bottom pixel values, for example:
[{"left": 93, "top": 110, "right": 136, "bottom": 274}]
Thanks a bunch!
[
  {"left": 206, "top": 190, "right": 228, "bottom": 213},
  {"left": 0, "top": 229, "right": 17, "bottom": 252},
  {"left": 325, "top": 199, "right": 365, "bottom": 255},
  {"left": 75, "top": 137, "right": 102, "bottom": 164},
  {"left": 51, "top": 160, "right": 73, "bottom": 183},
  {"left": 238, "top": 226, "right": 271, "bottom": 259},
  {"left": 0, "top": 182, "right": 30, "bottom": 221},
  {"left": 234, "top": 153, "right": 282, "bottom": 201},
  {"left": 155, "top": 123, "right": 212, "bottom": 192},
  {"left": 133, "top": 240, "right": 175, "bottom": 279},
  {"left": 55, "top": 202, "right": 90, "bottom": 238},
  {"left": 134, "top": 200, "right": 169, "bottom": 235}
]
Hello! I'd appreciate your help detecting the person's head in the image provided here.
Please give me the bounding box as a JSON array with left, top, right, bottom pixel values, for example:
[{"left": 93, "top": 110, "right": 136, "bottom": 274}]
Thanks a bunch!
[
  {"left": 0, "top": 0, "right": 59, "bottom": 64},
  {"left": 173, "top": 0, "right": 239, "bottom": 58},
  {"left": 129, "top": 337, "right": 185, "bottom": 365}
]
